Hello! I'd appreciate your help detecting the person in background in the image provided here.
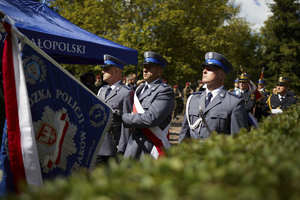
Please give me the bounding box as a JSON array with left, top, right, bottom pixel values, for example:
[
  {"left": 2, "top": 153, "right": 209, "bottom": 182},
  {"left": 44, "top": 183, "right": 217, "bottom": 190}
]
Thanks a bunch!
[
  {"left": 179, "top": 52, "right": 249, "bottom": 142},
  {"left": 238, "top": 73, "right": 256, "bottom": 114},
  {"left": 80, "top": 71, "right": 98, "bottom": 94},
  {"left": 266, "top": 76, "right": 297, "bottom": 114},
  {"left": 173, "top": 85, "right": 182, "bottom": 120},
  {"left": 195, "top": 80, "right": 205, "bottom": 92},
  {"left": 126, "top": 73, "right": 137, "bottom": 90},
  {"left": 255, "top": 78, "right": 270, "bottom": 121},
  {"left": 234, "top": 78, "right": 239, "bottom": 90},
  {"left": 96, "top": 54, "right": 133, "bottom": 164},
  {"left": 182, "top": 82, "right": 193, "bottom": 114},
  {"left": 229, "top": 78, "right": 241, "bottom": 96},
  {"left": 238, "top": 73, "right": 260, "bottom": 127},
  {"left": 257, "top": 79, "right": 269, "bottom": 97}
]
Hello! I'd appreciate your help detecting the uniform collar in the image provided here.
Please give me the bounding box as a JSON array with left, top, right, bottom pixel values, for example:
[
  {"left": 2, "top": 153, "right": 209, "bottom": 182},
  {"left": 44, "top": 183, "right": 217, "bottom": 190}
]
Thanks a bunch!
[
  {"left": 145, "top": 79, "right": 161, "bottom": 88},
  {"left": 109, "top": 80, "right": 122, "bottom": 90},
  {"left": 205, "top": 85, "right": 224, "bottom": 101}
]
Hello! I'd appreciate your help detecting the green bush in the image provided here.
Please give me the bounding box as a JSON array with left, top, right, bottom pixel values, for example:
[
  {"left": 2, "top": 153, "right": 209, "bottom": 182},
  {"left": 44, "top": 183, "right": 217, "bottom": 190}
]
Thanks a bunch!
[{"left": 9, "top": 104, "right": 300, "bottom": 200}]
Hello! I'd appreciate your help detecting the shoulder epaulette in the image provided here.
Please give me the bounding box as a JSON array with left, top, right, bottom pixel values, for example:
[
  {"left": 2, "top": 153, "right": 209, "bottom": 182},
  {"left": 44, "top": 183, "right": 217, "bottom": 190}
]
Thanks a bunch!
[
  {"left": 191, "top": 91, "right": 203, "bottom": 96},
  {"left": 161, "top": 83, "right": 169, "bottom": 87},
  {"left": 228, "top": 91, "right": 241, "bottom": 99},
  {"left": 122, "top": 84, "right": 131, "bottom": 90}
]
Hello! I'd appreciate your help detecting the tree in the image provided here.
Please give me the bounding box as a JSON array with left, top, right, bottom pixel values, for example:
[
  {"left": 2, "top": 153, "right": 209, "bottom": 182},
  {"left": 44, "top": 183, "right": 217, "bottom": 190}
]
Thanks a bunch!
[
  {"left": 260, "top": 0, "right": 300, "bottom": 91},
  {"left": 51, "top": 0, "right": 260, "bottom": 88}
]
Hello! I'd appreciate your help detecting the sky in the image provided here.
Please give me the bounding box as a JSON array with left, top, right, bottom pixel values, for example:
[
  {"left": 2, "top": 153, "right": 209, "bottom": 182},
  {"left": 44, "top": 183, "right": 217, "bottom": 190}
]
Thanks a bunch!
[{"left": 234, "top": 0, "right": 274, "bottom": 31}]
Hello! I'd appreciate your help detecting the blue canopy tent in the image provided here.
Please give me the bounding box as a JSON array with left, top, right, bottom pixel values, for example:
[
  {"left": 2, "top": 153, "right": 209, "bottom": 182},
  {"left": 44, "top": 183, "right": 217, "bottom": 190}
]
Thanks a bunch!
[{"left": 0, "top": 0, "right": 138, "bottom": 65}]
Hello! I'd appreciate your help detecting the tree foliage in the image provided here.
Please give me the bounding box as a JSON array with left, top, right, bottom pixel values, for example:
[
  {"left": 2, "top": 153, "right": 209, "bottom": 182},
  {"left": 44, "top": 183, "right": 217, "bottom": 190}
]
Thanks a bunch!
[
  {"left": 51, "top": 0, "right": 261, "bottom": 88},
  {"left": 260, "top": 0, "right": 300, "bottom": 91}
]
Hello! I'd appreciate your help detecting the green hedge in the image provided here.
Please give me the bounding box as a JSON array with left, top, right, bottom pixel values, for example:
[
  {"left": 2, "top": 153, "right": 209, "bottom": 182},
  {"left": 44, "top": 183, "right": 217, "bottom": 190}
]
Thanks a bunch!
[{"left": 9, "top": 104, "right": 300, "bottom": 200}]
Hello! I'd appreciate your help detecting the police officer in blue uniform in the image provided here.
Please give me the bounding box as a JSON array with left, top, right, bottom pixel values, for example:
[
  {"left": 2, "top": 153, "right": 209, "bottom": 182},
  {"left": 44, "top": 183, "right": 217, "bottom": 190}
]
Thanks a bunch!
[
  {"left": 179, "top": 52, "right": 249, "bottom": 142},
  {"left": 121, "top": 51, "right": 175, "bottom": 159},
  {"left": 238, "top": 73, "right": 256, "bottom": 114},
  {"left": 96, "top": 54, "right": 133, "bottom": 163},
  {"left": 266, "top": 76, "right": 297, "bottom": 114}
]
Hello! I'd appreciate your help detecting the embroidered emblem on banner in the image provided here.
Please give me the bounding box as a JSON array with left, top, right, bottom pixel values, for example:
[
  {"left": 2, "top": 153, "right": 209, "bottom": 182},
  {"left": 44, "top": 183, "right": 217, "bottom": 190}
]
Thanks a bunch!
[
  {"left": 23, "top": 55, "right": 47, "bottom": 85},
  {"left": 34, "top": 106, "right": 77, "bottom": 173},
  {"left": 89, "top": 104, "right": 107, "bottom": 127},
  {"left": 18, "top": 43, "right": 112, "bottom": 179}
]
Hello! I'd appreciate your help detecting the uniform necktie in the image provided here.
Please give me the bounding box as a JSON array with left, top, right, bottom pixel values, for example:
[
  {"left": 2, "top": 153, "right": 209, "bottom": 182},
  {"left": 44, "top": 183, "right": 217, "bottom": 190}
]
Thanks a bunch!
[
  {"left": 143, "top": 84, "right": 149, "bottom": 93},
  {"left": 139, "top": 84, "right": 149, "bottom": 97},
  {"left": 205, "top": 92, "right": 212, "bottom": 107},
  {"left": 105, "top": 87, "right": 112, "bottom": 98}
]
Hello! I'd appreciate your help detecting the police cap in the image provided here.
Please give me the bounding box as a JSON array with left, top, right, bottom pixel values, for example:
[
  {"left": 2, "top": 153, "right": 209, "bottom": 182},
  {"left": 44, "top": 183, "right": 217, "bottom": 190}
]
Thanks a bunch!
[
  {"left": 202, "top": 52, "right": 232, "bottom": 73},
  {"left": 258, "top": 79, "right": 265, "bottom": 84},
  {"left": 277, "top": 76, "right": 288, "bottom": 86},
  {"left": 102, "top": 54, "right": 125, "bottom": 70},
  {"left": 143, "top": 51, "right": 167, "bottom": 67},
  {"left": 239, "top": 73, "right": 249, "bottom": 83}
]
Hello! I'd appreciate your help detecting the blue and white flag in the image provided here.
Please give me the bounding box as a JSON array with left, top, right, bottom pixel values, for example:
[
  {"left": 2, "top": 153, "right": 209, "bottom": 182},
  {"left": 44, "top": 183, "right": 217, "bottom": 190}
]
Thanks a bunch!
[{"left": 0, "top": 19, "right": 112, "bottom": 192}]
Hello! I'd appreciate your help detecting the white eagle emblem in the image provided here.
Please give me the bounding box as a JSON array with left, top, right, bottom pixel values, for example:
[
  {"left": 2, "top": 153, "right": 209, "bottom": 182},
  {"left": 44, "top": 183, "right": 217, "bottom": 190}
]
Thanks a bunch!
[{"left": 34, "top": 106, "right": 77, "bottom": 173}]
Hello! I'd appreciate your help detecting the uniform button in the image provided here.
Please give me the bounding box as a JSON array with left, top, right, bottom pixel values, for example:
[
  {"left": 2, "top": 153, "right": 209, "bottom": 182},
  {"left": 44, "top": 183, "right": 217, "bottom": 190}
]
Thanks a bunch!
[{"left": 139, "top": 138, "right": 143, "bottom": 141}]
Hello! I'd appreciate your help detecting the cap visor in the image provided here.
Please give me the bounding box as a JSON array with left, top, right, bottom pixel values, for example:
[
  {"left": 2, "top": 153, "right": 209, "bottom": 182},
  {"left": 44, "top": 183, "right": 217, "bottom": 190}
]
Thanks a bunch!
[
  {"left": 101, "top": 64, "right": 114, "bottom": 68},
  {"left": 143, "top": 62, "right": 161, "bottom": 67},
  {"left": 277, "top": 82, "right": 287, "bottom": 86}
]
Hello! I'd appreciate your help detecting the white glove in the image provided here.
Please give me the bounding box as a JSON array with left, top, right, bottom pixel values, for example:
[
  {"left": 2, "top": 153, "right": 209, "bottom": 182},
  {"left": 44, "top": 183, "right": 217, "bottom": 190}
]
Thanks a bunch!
[{"left": 271, "top": 108, "right": 283, "bottom": 114}]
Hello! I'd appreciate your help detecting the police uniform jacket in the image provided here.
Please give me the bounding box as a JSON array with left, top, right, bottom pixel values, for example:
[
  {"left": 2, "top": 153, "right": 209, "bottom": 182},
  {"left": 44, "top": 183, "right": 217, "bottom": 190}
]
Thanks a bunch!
[
  {"left": 122, "top": 79, "right": 174, "bottom": 159},
  {"left": 179, "top": 88, "right": 249, "bottom": 142},
  {"left": 267, "top": 91, "right": 297, "bottom": 110},
  {"left": 97, "top": 81, "right": 133, "bottom": 156},
  {"left": 240, "top": 89, "right": 255, "bottom": 113}
]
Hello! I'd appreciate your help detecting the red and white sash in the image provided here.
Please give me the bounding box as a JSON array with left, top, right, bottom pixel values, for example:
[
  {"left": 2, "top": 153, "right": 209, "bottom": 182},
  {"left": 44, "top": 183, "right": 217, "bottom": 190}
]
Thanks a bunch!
[
  {"left": 132, "top": 90, "right": 170, "bottom": 159},
  {"left": 2, "top": 21, "right": 43, "bottom": 190}
]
